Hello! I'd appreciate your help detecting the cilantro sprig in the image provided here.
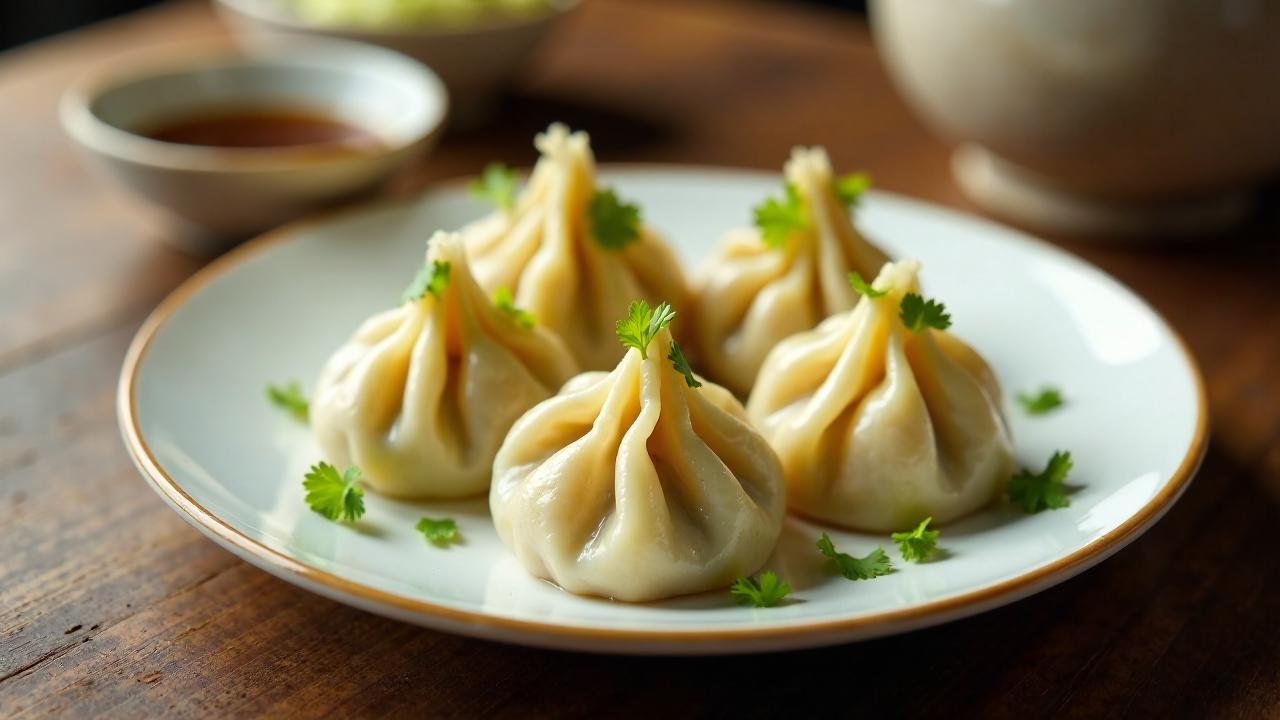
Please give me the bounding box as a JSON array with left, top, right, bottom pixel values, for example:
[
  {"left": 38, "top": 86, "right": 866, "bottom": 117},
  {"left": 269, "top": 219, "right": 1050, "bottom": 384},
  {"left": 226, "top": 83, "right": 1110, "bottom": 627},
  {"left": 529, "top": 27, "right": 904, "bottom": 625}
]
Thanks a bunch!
[
  {"left": 753, "top": 183, "right": 807, "bottom": 249},
  {"left": 730, "top": 571, "right": 792, "bottom": 608},
  {"left": 469, "top": 163, "right": 518, "bottom": 212},
  {"left": 848, "top": 271, "right": 887, "bottom": 298},
  {"left": 303, "top": 462, "right": 365, "bottom": 523},
  {"left": 834, "top": 172, "right": 871, "bottom": 209},
  {"left": 1008, "top": 451, "right": 1074, "bottom": 513},
  {"left": 817, "top": 533, "right": 892, "bottom": 580},
  {"left": 667, "top": 340, "right": 701, "bottom": 389},
  {"left": 615, "top": 300, "right": 676, "bottom": 359},
  {"left": 494, "top": 287, "right": 535, "bottom": 329},
  {"left": 266, "top": 381, "right": 309, "bottom": 423},
  {"left": 416, "top": 517, "right": 461, "bottom": 547},
  {"left": 892, "top": 517, "right": 940, "bottom": 563},
  {"left": 588, "top": 189, "right": 641, "bottom": 249},
  {"left": 899, "top": 293, "right": 951, "bottom": 332},
  {"left": 402, "top": 260, "right": 451, "bottom": 304},
  {"left": 1017, "top": 387, "right": 1065, "bottom": 415}
]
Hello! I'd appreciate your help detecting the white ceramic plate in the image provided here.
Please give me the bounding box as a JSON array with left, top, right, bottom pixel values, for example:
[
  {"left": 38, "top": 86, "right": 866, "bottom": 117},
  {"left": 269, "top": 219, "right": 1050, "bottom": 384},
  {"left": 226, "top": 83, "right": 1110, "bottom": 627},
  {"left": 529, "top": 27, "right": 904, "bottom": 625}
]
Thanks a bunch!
[{"left": 120, "top": 167, "right": 1207, "bottom": 655}]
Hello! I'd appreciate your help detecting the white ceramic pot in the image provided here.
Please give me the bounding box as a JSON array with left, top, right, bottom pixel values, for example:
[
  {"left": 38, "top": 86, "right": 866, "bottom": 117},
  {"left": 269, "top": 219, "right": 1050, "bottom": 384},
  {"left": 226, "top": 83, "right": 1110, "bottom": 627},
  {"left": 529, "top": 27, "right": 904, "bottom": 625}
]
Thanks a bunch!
[
  {"left": 216, "top": 0, "right": 581, "bottom": 127},
  {"left": 871, "top": 0, "right": 1280, "bottom": 237}
]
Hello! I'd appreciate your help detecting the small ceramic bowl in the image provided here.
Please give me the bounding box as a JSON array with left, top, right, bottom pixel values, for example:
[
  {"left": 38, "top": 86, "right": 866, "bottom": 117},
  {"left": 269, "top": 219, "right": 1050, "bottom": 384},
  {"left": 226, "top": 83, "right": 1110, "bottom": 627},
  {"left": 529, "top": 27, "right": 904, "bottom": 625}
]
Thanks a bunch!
[
  {"left": 60, "top": 38, "right": 448, "bottom": 244},
  {"left": 215, "top": 0, "right": 580, "bottom": 126}
]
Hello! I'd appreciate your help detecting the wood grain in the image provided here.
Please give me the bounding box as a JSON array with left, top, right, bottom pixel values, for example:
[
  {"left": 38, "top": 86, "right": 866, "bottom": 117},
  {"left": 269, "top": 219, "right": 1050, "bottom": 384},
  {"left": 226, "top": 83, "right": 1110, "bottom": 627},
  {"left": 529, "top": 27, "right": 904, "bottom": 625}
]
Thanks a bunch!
[{"left": 1, "top": 0, "right": 1278, "bottom": 716}]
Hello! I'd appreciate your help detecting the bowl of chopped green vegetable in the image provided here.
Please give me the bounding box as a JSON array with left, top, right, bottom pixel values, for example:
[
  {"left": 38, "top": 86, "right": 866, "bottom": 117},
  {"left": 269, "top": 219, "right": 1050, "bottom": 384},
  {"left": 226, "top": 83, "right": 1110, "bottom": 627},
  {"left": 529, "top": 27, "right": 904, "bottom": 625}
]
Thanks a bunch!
[{"left": 216, "top": 0, "right": 581, "bottom": 126}]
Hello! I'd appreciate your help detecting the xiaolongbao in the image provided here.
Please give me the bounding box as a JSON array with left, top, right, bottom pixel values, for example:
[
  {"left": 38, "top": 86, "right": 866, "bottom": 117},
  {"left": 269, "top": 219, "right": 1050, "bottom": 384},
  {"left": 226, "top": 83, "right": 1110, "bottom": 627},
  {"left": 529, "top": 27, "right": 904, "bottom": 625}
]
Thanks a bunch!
[
  {"left": 490, "top": 302, "right": 785, "bottom": 601},
  {"left": 747, "top": 260, "right": 1013, "bottom": 531},
  {"left": 311, "top": 232, "right": 579, "bottom": 499},
  {"left": 461, "top": 123, "right": 690, "bottom": 372},
  {"left": 690, "top": 147, "right": 890, "bottom": 396}
]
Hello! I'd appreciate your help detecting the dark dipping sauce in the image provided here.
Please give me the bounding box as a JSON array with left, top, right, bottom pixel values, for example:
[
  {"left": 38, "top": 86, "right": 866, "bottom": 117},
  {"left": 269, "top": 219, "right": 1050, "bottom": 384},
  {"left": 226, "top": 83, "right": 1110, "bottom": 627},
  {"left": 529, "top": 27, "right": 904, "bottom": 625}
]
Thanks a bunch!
[{"left": 142, "top": 108, "right": 383, "bottom": 151}]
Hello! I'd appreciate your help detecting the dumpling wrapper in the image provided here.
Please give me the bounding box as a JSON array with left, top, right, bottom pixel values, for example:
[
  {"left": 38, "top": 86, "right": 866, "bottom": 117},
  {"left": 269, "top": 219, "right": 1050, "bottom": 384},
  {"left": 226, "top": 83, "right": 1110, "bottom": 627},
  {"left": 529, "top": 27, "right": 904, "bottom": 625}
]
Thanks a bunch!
[
  {"left": 490, "top": 326, "right": 785, "bottom": 602},
  {"left": 691, "top": 147, "right": 890, "bottom": 396},
  {"left": 311, "top": 232, "right": 579, "bottom": 499},
  {"left": 747, "top": 260, "right": 1013, "bottom": 532},
  {"left": 461, "top": 123, "right": 690, "bottom": 372}
]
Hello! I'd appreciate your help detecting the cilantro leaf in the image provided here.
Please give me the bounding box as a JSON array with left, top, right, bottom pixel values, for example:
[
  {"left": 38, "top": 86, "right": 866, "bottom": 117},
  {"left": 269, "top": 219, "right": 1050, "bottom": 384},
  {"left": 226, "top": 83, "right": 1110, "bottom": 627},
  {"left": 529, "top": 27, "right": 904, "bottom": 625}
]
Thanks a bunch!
[
  {"left": 402, "top": 260, "right": 451, "bottom": 304},
  {"left": 303, "top": 462, "right": 365, "bottom": 523},
  {"left": 1008, "top": 450, "right": 1073, "bottom": 513},
  {"left": 494, "top": 286, "right": 535, "bottom": 329},
  {"left": 667, "top": 340, "right": 702, "bottom": 388},
  {"left": 892, "top": 517, "right": 940, "bottom": 563},
  {"left": 588, "top": 188, "right": 641, "bottom": 249},
  {"left": 899, "top": 293, "right": 951, "bottom": 332},
  {"left": 266, "top": 381, "right": 309, "bottom": 423},
  {"left": 730, "top": 571, "right": 792, "bottom": 608},
  {"left": 416, "top": 516, "right": 461, "bottom": 547},
  {"left": 469, "top": 163, "right": 518, "bottom": 211},
  {"left": 834, "top": 172, "right": 871, "bottom": 209},
  {"left": 615, "top": 300, "right": 676, "bottom": 359},
  {"left": 847, "top": 271, "right": 887, "bottom": 298},
  {"left": 753, "top": 182, "right": 807, "bottom": 249},
  {"left": 1017, "top": 387, "right": 1065, "bottom": 415},
  {"left": 817, "top": 533, "right": 892, "bottom": 580}
]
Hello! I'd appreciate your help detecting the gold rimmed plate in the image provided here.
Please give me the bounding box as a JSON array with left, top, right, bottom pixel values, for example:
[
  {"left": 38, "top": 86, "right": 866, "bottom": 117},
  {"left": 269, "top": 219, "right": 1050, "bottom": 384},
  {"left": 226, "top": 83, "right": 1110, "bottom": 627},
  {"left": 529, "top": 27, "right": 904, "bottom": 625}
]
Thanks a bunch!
[{"left": 119, "top": 167, "right": 1207, "bottom": 654}]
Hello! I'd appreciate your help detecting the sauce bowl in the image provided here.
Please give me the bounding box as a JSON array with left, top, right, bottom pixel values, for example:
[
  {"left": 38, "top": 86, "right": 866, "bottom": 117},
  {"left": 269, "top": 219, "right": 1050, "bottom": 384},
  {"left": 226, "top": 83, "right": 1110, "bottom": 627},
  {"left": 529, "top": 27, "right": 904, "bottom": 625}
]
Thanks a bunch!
[{"left": 60, "top": 37, "right": 449, "bottom": 244}]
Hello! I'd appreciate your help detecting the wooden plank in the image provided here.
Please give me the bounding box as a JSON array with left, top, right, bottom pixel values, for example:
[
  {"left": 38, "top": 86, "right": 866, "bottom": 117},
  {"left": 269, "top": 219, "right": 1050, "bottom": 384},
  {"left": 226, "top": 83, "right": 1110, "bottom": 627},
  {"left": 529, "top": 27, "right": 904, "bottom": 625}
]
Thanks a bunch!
[{"left": 0, "top": 323, "right": 242, "bottom": 689}]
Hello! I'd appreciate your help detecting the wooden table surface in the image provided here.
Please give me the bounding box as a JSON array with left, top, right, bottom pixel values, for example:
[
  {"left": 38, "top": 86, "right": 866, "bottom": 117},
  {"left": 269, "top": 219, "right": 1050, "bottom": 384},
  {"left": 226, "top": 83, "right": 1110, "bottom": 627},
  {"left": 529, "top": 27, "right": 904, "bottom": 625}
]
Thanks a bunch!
[{"left": 3, "top": 0, "right": 1279, "bottom": 716}]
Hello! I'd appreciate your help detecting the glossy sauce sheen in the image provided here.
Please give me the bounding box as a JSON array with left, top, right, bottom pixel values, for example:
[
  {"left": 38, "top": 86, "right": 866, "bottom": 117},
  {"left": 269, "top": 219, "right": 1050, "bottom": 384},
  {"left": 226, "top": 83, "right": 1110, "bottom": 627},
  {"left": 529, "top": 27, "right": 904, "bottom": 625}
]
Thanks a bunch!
[{"left": 143, "top": 108, "right": 383, "bottom": 150}]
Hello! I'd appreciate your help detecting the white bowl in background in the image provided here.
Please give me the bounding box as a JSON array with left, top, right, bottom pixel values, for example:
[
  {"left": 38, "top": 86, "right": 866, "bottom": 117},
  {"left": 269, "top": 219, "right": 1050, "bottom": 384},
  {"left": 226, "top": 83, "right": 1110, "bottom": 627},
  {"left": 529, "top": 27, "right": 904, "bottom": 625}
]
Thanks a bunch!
[
  {"left": 215, "top": 0, "right": 581, "bottom": 127},
  {"left": 871, "top": 0, "right": 1280, "bottom": 238},
  {"left": 60, "top": 38, "right": 448, "bottom": 244}
]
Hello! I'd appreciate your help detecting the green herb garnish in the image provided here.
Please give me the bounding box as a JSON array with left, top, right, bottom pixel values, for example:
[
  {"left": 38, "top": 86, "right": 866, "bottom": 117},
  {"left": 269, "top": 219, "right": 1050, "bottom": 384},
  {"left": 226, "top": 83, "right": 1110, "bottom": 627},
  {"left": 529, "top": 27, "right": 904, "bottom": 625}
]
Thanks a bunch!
[
  {"left": 303, "top": 462, "right": 365, "bottom": 523},
  {"left": 266, "top": 381, "right": 308, "bottom": 422},
  {"left": 402, "top": 260, "right": 451, "bottom": 304},
  {"left": 834, "top": 172, "right": 871, "bottom": 209},
  {"left": 817, "top": 533, "right": 892, "bottom": 580},
  {"left": 892, "top": 517, "right": 940, "bottom": 563},
  {"left": 469, "top": 163, "right": 518, "bottom": 211},
  {"left": 416, "top": 517, "right": 461, "bottom": 547},
  {"left": 588, "top": 188, "right": 641, "bottom": 249},
  {"left": 730, "top": 571, "right": 792, "bottom": 608},
  {"left": 667, "top": 340, "right": 701, "bottom": 388},
  {"left": 1008, "top": 451, "right": 1073, "bottom": 513},
  {"left": 847, "top": 271, "right": 887, "bottom": 298},
  {"left": 899, "top": 293, "right": 951, "bottom": 332},
  {"left": 1017, "top": 387, "right": 1065, "bottom": 415},
  {"left": 615, "top": 300, "right": 676, "bottom": 359},
  {"left": 753, "top": 182, "right": 807, "bottom": 249},
  {"left": 494, "top": 286, "right": 535, "bottom": 329}
]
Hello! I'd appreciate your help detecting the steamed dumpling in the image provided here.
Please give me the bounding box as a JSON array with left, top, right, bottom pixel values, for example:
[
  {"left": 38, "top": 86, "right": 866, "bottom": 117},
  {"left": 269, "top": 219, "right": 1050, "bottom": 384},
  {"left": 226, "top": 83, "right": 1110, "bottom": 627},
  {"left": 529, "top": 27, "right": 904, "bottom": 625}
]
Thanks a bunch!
[
  {"left": 691, "top": 147, "right": 890, "bottom": 396},
  {"left": 746, "top": 260, "right": 1013, "bottom": 532},
  {"left": 461, "top": 123, "right": 690, "bottom": 372},
  {"left": 490, "top": 304, "right": 785, "bottom": 602},
  {"left": 311, "top": 232, "right": 579, "bottom": 499}
]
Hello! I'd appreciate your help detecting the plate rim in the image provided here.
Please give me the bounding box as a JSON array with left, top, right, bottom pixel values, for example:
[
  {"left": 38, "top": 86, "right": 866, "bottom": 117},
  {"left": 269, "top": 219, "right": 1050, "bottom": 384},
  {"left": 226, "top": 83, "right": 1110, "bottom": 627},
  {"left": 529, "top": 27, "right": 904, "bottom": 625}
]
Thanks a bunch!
[{"left": 117, "top": 166, "right": 1210, "bottom": 651}]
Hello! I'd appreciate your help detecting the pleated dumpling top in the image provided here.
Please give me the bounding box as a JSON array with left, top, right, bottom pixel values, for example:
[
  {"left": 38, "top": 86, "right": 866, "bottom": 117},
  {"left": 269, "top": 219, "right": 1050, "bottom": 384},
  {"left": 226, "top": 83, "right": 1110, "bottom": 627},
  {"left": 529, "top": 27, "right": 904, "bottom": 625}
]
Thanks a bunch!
[
  {"left": 311, "top": 232, "right": 579, "bottom": 499},
  {"left": 691, "top": 147, "right": 890, "bottom": 396},
  {"left": 461, "top": 123, "right": 690, "bottom": 372},
  {"left": 490, "top": 302, "right": 785, "bottom": 602},
  {"left": 747, "top": 260, "right": 1013, "bottom": 532}
]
